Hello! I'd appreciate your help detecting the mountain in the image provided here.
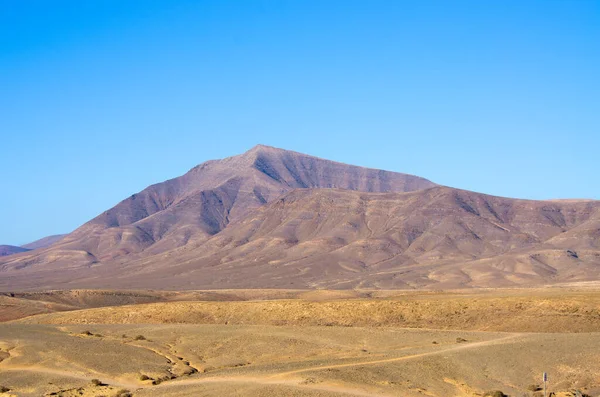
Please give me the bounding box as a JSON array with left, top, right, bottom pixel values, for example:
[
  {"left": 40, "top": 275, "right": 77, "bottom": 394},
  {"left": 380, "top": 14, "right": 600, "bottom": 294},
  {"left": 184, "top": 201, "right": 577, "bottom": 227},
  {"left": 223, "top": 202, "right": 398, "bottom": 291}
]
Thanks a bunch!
[
  {"left": 21, "top": 234, "right": 66, "bottom": 250},
  {"left": 0, "top": 145, "right": 435, "bottom": 283},
  {"left": 69, "top": 144, "right": 433, "bottom": 263},
  {"left": 1, "top": 145, "right": 598, "bottom": 291},
  {"left": 92, "top": 186, "right": 599, "bottom": 290},
  {"left": 0, "top": 245, "right": 30, "bottom": 257}
]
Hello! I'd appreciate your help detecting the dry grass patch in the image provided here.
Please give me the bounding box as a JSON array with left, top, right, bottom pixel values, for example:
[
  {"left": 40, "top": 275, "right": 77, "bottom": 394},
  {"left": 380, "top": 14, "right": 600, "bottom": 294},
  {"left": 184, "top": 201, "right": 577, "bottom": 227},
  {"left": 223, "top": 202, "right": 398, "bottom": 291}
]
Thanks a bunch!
[{"left": 18, "top": 289, "right": 600, "bottom": 333}]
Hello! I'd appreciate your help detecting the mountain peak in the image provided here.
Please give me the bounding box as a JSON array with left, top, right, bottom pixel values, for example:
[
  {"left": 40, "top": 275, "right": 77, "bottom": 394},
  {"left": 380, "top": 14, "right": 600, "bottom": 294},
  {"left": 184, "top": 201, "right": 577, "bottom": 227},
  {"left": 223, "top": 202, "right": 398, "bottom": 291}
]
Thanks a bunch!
[
  {"left": 242, "top": 144, "right": 292, "bottom": 159},
  {"left": 249, "top": 144, "right": 277, "bottom": 151}
]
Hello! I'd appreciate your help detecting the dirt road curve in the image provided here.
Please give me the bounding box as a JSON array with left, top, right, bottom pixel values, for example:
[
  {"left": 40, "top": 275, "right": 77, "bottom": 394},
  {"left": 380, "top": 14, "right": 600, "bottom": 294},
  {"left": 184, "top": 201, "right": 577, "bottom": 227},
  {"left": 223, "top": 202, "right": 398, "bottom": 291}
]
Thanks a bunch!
[{"left": 0, "top": 333, "right": 525, "bottom": 396}]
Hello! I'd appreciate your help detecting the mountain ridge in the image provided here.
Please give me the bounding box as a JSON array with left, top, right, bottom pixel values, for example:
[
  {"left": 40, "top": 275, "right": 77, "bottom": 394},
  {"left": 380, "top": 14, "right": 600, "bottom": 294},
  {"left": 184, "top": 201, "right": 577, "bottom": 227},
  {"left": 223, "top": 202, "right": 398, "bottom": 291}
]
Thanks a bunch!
[
  {"left": 1, "top": 145, "right": 598, "bottom": 291},
  {"left": 21, "top": 234, "right": 66, "bottom": 250}
]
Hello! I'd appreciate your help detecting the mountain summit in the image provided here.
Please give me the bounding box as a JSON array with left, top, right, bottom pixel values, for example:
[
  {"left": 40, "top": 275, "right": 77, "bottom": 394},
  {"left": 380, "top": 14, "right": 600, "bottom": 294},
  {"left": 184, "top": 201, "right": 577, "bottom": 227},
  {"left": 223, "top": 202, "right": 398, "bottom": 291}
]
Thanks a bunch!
[
  {"left": 1, "top": 146, "right": 598, "bottom": 291},
  {"left": 0, "top": 146, "right": 435, "bottom": 282}
]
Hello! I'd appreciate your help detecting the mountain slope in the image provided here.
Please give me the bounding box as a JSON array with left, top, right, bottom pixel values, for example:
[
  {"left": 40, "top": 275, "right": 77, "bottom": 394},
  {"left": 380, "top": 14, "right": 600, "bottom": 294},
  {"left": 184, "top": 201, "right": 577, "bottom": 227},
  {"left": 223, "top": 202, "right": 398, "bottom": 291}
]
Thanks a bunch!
[
  {"left": 113, "top": 187, "right": 599, "bottom": 290},
  {"left": 0, "top": 145, "right": 436, "bottom": 274},
  {"left": 21, "top": 234, "right": 66, "bottom": 250},
  {"left": 1, "top": 185, "right": 598, "bottom": 291}
]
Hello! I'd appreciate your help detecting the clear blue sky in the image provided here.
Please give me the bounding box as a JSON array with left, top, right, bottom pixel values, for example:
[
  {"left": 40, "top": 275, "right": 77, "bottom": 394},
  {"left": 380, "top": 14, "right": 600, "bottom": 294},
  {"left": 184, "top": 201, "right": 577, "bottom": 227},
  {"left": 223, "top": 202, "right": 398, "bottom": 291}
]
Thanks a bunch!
[{"left": 1, "top": 1, "right": 598, "bottom": 245}]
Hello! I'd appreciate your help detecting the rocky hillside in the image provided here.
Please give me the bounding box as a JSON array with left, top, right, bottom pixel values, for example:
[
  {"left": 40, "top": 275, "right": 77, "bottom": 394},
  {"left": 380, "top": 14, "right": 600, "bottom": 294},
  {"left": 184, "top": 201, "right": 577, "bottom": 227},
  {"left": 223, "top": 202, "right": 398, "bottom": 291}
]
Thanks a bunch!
[{"left": 1, "top": 146, "right": 598, "bottom": 291}]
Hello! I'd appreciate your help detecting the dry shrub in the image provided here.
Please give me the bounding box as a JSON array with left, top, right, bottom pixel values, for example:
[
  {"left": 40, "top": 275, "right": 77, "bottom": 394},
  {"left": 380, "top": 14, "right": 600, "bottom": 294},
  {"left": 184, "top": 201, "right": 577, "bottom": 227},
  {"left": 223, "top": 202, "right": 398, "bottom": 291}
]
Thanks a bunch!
[
  {"left": 91, "top": 378, "right": 102, "bottom": 386},
  {"left": 483, "top": 391, "right": 506, "bottom": 397}
]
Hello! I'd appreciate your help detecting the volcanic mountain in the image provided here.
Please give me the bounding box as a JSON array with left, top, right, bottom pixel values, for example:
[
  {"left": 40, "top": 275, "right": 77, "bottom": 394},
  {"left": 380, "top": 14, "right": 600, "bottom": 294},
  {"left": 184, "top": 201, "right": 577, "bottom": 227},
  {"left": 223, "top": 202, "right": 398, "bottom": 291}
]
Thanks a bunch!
[{"left": 1, "top": 145, "right": 598, "bottom": 291}]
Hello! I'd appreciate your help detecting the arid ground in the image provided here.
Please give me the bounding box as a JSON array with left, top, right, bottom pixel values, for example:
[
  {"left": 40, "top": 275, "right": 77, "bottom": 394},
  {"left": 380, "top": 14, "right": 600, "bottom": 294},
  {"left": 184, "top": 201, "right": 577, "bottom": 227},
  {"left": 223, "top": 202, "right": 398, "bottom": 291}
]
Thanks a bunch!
[{"left": 1, "top": 287, "right": 600, "bottom": 397}]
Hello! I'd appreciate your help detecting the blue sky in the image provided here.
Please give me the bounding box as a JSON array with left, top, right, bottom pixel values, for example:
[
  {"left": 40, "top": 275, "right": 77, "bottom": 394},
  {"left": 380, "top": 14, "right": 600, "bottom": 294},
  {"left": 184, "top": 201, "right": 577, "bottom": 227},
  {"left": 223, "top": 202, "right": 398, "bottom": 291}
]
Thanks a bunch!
[{"left": 1, "top": 0, "right": 598, "bottom": 245}]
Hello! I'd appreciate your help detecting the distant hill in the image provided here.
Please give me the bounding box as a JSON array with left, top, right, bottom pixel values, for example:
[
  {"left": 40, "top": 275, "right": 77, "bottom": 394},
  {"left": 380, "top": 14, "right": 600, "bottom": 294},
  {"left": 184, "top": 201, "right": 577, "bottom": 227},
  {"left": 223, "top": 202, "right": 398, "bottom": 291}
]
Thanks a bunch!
[
  {"left": 1, "top": 145, "right": 599, "bottom": 291},
  {"left": 0, "top": 234, "right": 65, "bottom": 258},
  {"left": 0, "top": 245, "right": 30, "bottom": 257},
  {"left": 21, "top": 234, "right": 66, "bottom": 250}
]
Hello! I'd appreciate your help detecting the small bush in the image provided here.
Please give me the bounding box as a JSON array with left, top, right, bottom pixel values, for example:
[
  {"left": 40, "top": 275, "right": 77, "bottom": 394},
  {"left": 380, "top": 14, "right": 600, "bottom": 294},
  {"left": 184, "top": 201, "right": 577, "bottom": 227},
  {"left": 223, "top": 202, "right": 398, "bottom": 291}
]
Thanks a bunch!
[
  {"left": 528, "top": 384, "right": 541, "bottom": 391},
  {"left": 572, "top": 392, "right": 591, "bottom": 397},
  {"left": 483, "top": 391, "right": 506, "bottom": 397},
  {"left": 0, "top": 385, "right": 10, "bottom": 393},
  {"left": 139, "top": 374, "right": 150, "bottom": 381},
  {"left": 115, "top": 389, "right": 132, "bottom": 397},
  {"left": 134, "top": 335, "right": 146, "bottom": 341},
  {"left": 91, "top": 378, "right": 103, "bottom": 386},
  {"left": 81, "top": 330, "right": 93, "bottom": 336},
  {"left": 456, "top": 337, "right": 468, "bottom": 343}
]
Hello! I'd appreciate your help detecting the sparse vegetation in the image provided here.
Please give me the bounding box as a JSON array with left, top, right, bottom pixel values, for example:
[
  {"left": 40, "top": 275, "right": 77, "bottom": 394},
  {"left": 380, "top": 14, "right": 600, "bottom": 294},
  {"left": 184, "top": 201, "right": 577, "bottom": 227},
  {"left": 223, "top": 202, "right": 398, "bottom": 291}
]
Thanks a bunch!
[
  {"left": 483, "top": 391, "right": 507, "bottom": 397},
  {"left": 91, "top": 378, "right": 103, "bottom": 386},
  {"left": 15, "top": 289, "right": 600, "bottom": 333},
  {"left": 80, "top": 330, "right": 102, "bottom": 337},
  {"left": 0, "top": 385, "right": 10, "bottom": 393},
  {"left": 115, "top": 389, "right": 132, "bottom": 397},
  {"left": 6, "top": 289, "right": 600, "bottom": 397},
  {"left": 572, "top": 392, "right": 591, "bottom": 397}
]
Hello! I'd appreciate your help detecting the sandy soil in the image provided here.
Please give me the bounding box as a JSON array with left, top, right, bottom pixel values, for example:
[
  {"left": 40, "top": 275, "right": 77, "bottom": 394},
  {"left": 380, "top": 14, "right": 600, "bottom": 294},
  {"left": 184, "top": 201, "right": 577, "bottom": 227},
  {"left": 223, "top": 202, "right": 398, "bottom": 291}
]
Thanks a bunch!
[{"left": 1, "top": 288, "right": 600, "bottom": 396}]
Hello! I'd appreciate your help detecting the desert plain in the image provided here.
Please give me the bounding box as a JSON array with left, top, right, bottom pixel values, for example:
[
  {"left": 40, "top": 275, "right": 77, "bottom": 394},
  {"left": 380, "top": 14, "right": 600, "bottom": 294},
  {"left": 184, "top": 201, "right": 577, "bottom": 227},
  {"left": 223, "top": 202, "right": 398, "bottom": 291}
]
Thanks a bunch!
[
  {"left": 2, "top": 147, "right": 599, "bottom": 396},
  {"left": 1, "top": 287, "right": 600, "bottom": 397}
]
